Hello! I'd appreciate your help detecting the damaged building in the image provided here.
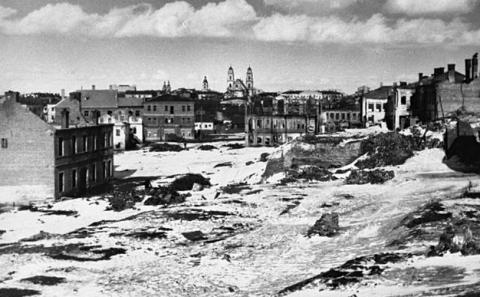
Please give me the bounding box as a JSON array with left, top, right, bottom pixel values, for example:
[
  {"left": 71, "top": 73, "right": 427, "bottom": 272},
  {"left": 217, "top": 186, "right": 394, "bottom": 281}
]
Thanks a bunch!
[
  {"left": 411, "top": 54, "right": 480, "bottom": 123},
  {"left": 0, "top": 92, "right": 114, "bottom": 202}
]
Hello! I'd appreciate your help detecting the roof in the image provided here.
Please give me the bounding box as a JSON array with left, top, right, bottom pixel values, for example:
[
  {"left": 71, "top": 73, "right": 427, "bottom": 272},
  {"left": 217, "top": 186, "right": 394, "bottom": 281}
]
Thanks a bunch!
[
  {"left": 282, "top": 90, "right": 303, "bottom": 95},
  {"left": 364, "top": 86, "right": 393, "bottom": 100},
  {"left": 79, "top": 90, "right": 118, "bottom": 109},
  {"left": 118, "top": 96, "right": 144, "bottom": 107},
  {"left": 145, "top": 94, "right": 194, "bottom": 102}
]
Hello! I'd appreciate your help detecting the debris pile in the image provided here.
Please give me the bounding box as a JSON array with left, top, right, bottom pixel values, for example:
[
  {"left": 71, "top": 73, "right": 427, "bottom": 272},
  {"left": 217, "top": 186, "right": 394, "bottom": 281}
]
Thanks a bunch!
[
  {"left": 149, "top": 143, "right": 183, "bottom": 152},
  {"left": 427, "top": 224, "right": 480, "bottom": 257},
  {"left": 169, "top": 174, "right": 211, "bottom": 191},
  {"left": 307, "top": 213, "right": 340, "bottom": 237},
  {"left": 222, "top": 143, "right": 244, "bottom": 150},
  {"left": 259, "top": 153, "right": 270, "bottom": 162},
  {"left": 197, "top": 145, "right": 217, "bottom": 151},
  {"left": 345, "top": 169, "right": 394, "bottom": 185},
  {"left": 144, "top": 187, "right": 186, "bottom": 206},
  {"left": 107, "top": 190, "right": 143, "bottom": 211}
]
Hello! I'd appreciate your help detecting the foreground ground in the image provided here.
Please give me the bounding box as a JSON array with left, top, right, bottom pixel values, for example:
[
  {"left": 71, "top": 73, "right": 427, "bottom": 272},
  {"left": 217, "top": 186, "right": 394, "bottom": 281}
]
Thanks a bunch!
[{"left": 1, "top": 140, "right": 480, "bottom": 297}]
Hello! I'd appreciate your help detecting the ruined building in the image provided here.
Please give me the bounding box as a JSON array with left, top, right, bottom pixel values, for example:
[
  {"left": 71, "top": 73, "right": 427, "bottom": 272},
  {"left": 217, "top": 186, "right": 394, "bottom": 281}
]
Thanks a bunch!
[{"left": 0, "top": 92, "right": 114, "bottom": 202}]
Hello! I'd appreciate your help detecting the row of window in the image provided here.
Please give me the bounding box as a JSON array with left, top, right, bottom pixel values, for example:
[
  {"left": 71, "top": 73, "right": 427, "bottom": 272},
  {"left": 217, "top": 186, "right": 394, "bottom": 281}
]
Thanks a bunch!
[
  {"left": 58, "top": 132, "right": 112, "bottom": 157},
  {"left": 84, "top": 110, "right": 141, "bottom": 118},
  {"left": 326, "top": 112, "right": 359, "bottom": 121},
  {"left": 146, "top": 117, "right": 192, "bottom": 124},
  {"left": 146, "top": 105, "right": 192, "bottom": 114},
  {"left": 58, "top": 160, "right": 112, "bottom": 193},
  {"left": 255, "top": 119, "right": 306, "bottom": 130},
  {"left": 367, "top": 103, "right": 387, "bottom": 113}
]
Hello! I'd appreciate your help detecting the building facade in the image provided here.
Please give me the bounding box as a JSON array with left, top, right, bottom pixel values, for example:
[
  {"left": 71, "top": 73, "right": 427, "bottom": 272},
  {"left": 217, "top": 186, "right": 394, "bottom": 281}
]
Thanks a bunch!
[
  {"left": 361, "top": 86, "right": 393, "bottom": 127},
  {"left": 143, "top": 94, "right": 195, "bottom": 141},
  {"left": 225, "top": 66, "right": 256, "bottom": 99},
  {"left": 0, "top": 93, "right": 113, "bottom": 202}
]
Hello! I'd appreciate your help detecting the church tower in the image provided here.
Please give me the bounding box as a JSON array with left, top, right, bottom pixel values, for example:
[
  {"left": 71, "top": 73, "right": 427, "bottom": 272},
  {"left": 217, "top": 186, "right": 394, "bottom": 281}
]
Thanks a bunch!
[
  {"left": 203, "top": 76, "right": 209, "bottom": 91},
  {"left": 246, "top": 66, "right": 254, "bottom": 90},
  {"left": 227, "top": 66, "right": 235, "bottom": 90}
]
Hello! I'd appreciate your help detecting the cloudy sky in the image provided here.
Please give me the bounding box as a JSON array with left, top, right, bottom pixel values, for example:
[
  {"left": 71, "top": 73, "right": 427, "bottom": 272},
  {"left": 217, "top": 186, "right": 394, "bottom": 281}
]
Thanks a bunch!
[{"left": 1, "top": 0, "right": 480, "bottom": 94}]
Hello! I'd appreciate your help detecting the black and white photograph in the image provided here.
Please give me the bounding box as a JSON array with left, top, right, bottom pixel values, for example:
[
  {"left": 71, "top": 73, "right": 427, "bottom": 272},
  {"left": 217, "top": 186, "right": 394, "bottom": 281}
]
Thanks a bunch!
[{"left": 1, "top": 0, "right": 480, "bottom": 296}]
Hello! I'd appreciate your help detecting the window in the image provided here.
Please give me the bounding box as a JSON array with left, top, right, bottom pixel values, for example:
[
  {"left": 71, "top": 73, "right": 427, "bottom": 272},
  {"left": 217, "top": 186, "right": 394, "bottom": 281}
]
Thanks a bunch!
[
  {"left": 1, "top": 138, "right": 7, "bottom": 149},
  {"left": 165, "top": 105, "right": 168, "bottom": 112},
  {"left": 182, "top": 106, "right": 185, "bottom": 112},
  {"left": 401, "top": 96, "right": 406, "bottom": 105},
  {"left": 135, "top": 110, "right": 140, "bottom": 117},
  {"left": 187, "top": 105, "right": 191, "bottom": 112},
  {"left": 93, "top": 135, "right": 97, "bottom": 151},
  {"left": 153, "top": 105, "right": 157, "bottom": 111},
  {"left": 376, "top": 104, "right": 381, "bottom": 112},
  {"left": 170, "top": 106, "right": 174, "bottom": 114},
  {"left": 116, "top": 129, "right": 120, "bottom": 136},
  {"left": 341, "top": 113, "right": 345, "bottom": 120},
  {"left": 84, "top": 110, "right": 89, "bottom": 117},
  {"left": 147, "top": 105, "right": 151, "bottom": 111},
  {"left": 72, "top": 169, "right": 77, "bottom": 188},
  {"left": 104, "top": 133, "right": 108, "bottom": 147},
  {"left": 368, "top": 104, "right": 374, "bottom": 112},
  {"left": 59, "top": 172, "right": 64, "bottom": 193},
  {"left": 330, "top": 113, "right": 334, "bottom": 119},
  {"left": 257, "top": 119, "right": 262, "bottom": 128},
  {"left": 83, "top": 135, "right": 88, "bottom": 152},
  {"left": 336, "top": 113, "right": 340, "bottom": 120},
  {"left": 91, "top": 164, "right": 96, "bottom": 182},
  {"left": 109, "top": 132, "right": 112, "bottom": 147},
  {"left": 133, "top": 127, "right": 137, "bottom": 134},
  {"left": 72, "top": 136, "right": 77, "bottom": 154}
]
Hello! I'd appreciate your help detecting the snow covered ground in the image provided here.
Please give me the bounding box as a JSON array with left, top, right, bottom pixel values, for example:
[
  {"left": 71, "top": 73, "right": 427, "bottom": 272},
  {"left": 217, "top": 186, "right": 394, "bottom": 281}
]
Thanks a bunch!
[{"left": 1, "top": 140, "right": 480, "bottom": 297}]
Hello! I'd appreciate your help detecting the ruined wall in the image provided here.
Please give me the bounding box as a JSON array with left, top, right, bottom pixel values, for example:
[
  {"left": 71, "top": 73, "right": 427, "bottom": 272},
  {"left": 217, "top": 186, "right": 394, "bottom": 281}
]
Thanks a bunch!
[
  {"left": 0, "top": 97, "right": 56, "bottom": 200},
  {"left": 437, "top": 79, "right": 480, "bottom": 117}
]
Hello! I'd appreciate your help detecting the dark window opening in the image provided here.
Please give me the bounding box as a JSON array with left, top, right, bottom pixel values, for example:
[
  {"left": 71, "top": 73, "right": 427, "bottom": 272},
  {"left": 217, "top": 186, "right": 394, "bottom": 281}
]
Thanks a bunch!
[
  {"left": 1, "top": 138, "right": 7, "bottom": 149},
  {"left": 72, "top": 169, "right": 77, "bottom": 188},
  {"left": 59, "top": 172, "right": 64, "bottom": 193}
]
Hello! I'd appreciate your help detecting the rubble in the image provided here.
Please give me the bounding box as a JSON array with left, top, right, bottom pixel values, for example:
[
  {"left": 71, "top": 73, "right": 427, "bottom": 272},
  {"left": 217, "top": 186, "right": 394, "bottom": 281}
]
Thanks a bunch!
[
  {"left": 143, "top": 187, "right": 186, "bottom": 206},
  {"left": 50, "top": 246, "right": 126, "bottom": 262},
  {"left": 0, "top": 288, "right": 41, "bottom": 297},
  {"left": 197, "top": 145, "right": 217, "bottom": 151},
  {"left": 222, "top": 143, "right": 244, "bottom": 150},
  {"left": 149, "top": 143, "right": 183, "bottom": 152},
  {"left": 399, "top": 201, "right": 452, "bottom": 229},
  {"left": 259, "top": 153, "right": 270, "bottom": 162},
  {"left": 307, "top": 213, "right": 340, "bottom": 237},
  {"left": 182, "top": 231, "right": 207, "bottom": 241},
  {"left": 214, "top": 162, "right": 232, "bottom": 168},
  {"left": 107, "top": 190, "right": 143, "bottom": 211},
  {"left": 21, "top": 275, "right": 66, "bottom": 286},
  {"left": 345, "top": 169, "right": 394, "bottom": 184},
  {"left": 169, "top": 174, "right": 211, "bottom": 191},
  {"left": 221, "top": 183, "right": 251, "bottom": 194}
]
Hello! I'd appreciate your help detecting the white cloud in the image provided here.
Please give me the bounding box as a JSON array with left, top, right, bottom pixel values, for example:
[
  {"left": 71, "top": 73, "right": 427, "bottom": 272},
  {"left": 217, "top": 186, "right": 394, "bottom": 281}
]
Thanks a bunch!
[
  {"left": 152, "top": 69, "right": 169, "bottom": 81},
  {"left": 384, "top": 0, "right": 479, "bottom": 15},
  {"left": 253, "top": 13, "right": 480, "bottom": 45},
  {"left": 0, "top": 0, "right": 257, "bottom": 38},
  {"left": 264, "top": 0, "right": 359, "bottom": 11},
  {"left": 1, "top": 1, "right": 480, "bottom": 46}
]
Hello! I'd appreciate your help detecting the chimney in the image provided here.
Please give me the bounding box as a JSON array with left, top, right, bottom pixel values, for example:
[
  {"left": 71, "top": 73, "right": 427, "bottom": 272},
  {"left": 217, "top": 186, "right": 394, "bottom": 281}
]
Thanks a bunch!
[
  {"left": 379, "top": 82, "right": 383, "bottom": 87},
  {"left": 393, "top": 82, "right": 398, "bottom": 88},
  {"left": 418, "top": 73, "right": 423, "bottom": 81},
  {"left": 61, "top": 109, "right": 69, "bottom": 129},
  {"left": 472, "top": 53, "right": 478, "bottom": 79},
  {"left": 61, "top": 89, "right": 65, "bottom": 98},
  {"left": 109, "top": 85, "right": 113, "bottom": 90},
  {"left": 448, "top": 64, "right": 455, "bottom": 72},
  {"left": 466, "top": 59, "right": 472, "bottom": 82},
  {"left": 400, "top": 81, "right": 407, "bottom": 87},
  {"left": 434, "top": 67, "right": 444, "bottom": 77},
  {"left": 92, "top": 85, "right": 96, "bottom": 90}
]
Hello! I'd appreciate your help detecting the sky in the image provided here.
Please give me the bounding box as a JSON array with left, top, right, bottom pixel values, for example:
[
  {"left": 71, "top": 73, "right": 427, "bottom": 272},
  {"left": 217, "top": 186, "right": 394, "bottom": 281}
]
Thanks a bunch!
[{"left": 1, "top": 0, "right": 480, "bottom": 94}]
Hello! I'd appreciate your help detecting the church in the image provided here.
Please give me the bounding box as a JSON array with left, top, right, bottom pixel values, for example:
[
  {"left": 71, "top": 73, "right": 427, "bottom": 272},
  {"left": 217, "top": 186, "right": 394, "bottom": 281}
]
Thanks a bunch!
[{"left": 225, "top": 66, "right": 256, "bottom": 99}]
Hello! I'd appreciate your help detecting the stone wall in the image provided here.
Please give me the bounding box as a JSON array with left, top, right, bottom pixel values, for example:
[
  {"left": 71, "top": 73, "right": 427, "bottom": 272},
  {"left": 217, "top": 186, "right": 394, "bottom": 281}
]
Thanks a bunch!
[{"left": 0, "top": 97, "right": 56, "bottom": 201}]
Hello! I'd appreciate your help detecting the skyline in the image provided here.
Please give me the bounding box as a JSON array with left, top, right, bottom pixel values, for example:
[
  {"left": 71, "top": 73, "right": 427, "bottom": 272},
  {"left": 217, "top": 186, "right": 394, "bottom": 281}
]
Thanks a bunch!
[{"left": 1, "top": 0, "right": 480, "bottom": 94}]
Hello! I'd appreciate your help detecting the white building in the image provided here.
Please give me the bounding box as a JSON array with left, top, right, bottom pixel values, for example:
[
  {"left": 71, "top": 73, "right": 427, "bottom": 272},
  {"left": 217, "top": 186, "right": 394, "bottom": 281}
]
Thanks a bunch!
[{"left": 362, "top": 86, "right": 393, "bottom": 126}]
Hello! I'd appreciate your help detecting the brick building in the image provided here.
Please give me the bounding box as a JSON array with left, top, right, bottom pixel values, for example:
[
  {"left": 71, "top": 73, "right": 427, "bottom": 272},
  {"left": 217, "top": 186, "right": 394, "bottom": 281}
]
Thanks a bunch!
[
  {"left": 0, "top": 92, "right": 114, "bottom": 202},
  {"left": 143, "top": 94, "right": 195, "bottom": 141}
]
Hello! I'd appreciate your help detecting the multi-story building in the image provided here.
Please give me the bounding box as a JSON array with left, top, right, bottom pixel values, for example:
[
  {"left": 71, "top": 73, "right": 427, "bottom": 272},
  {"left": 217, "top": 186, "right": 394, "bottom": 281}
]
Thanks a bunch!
[
  {"left": 412, "top": 56, "right": 479, "bottom": 124},
  {"left": 0, "top": 92, "right": 113, "bottom": 202},
  {"left": 143, "top": 94, "right": 195, "bottom": 141},
  {"left": 386, "top": 83, "right": 415, "bottom": 130},
  {"left": 361, "top": 85, "right": 393, "bottom": 127},
  {"left": 225, "top": 66, "right": 256, "bottom": 99},
  {"left": 322, "top": 109, "right": 362, "bottom": 131}
]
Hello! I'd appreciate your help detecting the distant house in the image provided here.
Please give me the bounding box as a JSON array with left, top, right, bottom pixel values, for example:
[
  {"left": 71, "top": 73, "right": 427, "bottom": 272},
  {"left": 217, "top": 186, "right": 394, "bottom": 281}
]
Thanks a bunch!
[
  {"left": 361, "top": 85, "right": 393, "bottom": 127},
  {"left": 386, "top": 83, "right": 415, "bottom": 130},
  {"left": 143, "top": 94, "right": 195, "bottom": 141},
  {"left": 0, "top": 92, "right": 114, "bottom": 202}
]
